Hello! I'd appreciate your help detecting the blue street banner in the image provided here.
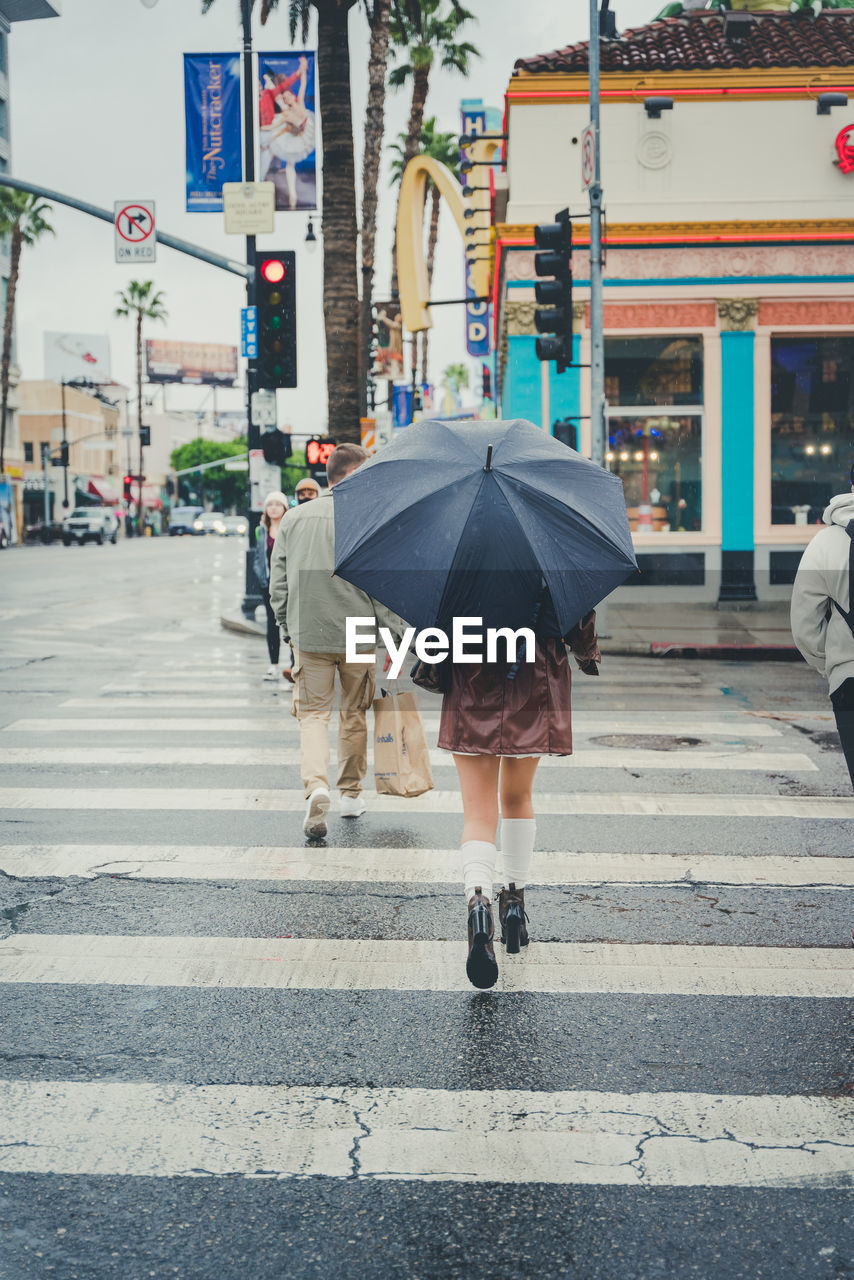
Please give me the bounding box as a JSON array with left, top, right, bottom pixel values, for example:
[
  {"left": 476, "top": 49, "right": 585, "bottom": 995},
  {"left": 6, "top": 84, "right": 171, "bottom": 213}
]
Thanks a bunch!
[
  {"left": 184, "top": 54, "right": 242, "bottom": 213},
  {"left": 258, "top": 52, "right": 318, "bottom": 212}
]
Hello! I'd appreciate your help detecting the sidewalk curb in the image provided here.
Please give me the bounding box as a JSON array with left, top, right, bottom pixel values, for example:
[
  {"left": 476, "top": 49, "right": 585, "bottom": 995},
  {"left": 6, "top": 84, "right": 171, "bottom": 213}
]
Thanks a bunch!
[{"left": 221, "top": 612, "right": 265, "bottom": 638}]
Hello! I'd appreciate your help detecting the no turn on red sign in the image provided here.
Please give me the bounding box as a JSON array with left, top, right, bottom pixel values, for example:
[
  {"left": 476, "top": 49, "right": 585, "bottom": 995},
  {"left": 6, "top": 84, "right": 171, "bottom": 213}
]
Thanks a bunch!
[{"left": 114, "top": 201, "right": 156, "bottom": 263}]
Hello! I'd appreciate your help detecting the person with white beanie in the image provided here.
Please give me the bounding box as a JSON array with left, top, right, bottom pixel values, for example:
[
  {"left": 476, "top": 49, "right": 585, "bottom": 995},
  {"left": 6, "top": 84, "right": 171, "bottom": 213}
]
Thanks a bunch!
[{"left": 791, "top": 463, "right": 854, "bottom": 789}]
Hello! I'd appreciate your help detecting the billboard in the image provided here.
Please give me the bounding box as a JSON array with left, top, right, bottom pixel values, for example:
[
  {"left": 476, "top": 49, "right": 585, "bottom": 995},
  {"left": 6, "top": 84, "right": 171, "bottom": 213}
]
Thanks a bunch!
[
  {"left": 145, "top": 340, "right": 238, "bottom": 386},
  {"left": 184, "top": 54, "right": 243, "bottom": 212},
  {"left": 44, "top": 332, "right": 111, "bottom": 384},
  {"left": 258, "top": 52, "right": 318, "bottom": 211},
  {"left": 372, "top": 302, "right": 404, "bottom": 380}
]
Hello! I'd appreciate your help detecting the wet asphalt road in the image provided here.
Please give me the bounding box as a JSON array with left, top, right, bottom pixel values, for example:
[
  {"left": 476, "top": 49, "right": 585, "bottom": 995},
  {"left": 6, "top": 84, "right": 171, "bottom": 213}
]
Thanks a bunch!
[{"left": 0, "top": 536, "right": 852, "bottom": 1280}]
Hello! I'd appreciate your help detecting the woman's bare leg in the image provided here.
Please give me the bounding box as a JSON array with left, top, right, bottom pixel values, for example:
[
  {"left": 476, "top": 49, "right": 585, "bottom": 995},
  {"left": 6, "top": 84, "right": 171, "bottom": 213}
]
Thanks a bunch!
[
  {"left": 285, "top": 162, "right": 297, "bottom": 209},
  {"left": 454, "top": 754, "right": 501, "bottom": 844},
  {"left": 499, "top": 757, "right": 540, "bottom": 818}
]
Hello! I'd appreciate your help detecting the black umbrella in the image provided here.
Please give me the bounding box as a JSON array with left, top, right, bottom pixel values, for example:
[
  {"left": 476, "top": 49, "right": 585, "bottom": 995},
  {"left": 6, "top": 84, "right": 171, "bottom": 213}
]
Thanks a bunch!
[{"left": 333, "top": 418, "right": 638, "bottom": 634}]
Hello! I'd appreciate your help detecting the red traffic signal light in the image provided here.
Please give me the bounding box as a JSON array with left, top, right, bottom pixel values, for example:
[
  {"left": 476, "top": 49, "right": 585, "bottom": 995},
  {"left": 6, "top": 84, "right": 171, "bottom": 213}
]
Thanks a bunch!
[
  {"left": 260, "top": 257, "right": 287, "bottom": 285},
  {"left": 123, "top": 475, "right": 132, "bottom": 500}
]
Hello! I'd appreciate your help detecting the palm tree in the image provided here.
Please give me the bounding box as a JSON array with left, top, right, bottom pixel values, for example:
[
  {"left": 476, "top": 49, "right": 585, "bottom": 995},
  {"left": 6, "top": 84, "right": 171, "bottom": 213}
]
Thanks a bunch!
[
  {"left": 442, "top": 361, "right": 468, "bottom": 395},
  {"left": 114, "top": 281, "right": 167, "bottom": 534},
  {"left": 359, "top": 0, "right": 392, "bottom": 418},
  {"left": 203, "top": 0, "right": 364, "bottom": 443},
  {"left": 0, "top": 189, "right": 54, "bottom": 475},
  {"left": 387, "top": 0, "right": 479, "bottom": 300}
]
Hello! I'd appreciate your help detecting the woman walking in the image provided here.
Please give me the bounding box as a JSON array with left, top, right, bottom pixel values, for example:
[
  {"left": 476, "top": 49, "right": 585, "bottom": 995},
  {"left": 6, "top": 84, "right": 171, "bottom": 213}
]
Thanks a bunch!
[
  {"left": 254, "top": 491, "right": 292, "bottom": 681},
  {"left": 436, "top": 593, "right": 601, "bottom": 990}
]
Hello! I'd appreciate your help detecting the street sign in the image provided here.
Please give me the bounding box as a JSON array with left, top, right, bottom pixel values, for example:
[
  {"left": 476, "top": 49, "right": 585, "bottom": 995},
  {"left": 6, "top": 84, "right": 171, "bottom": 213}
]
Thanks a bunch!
[
  {"left": 581, "top": 123, "right": 596, "bottom": 190},
  {"left": 223, "top": 458, "right": 249, "bottom": 471},
  {"left": 250, "top": 388, "right": 277, "bottom": 427},
  {"left": 114, "top": 201, "right": 156, "bottom": 263},
  {"left": 249, "top": 449, "right": 282, "bottom": 512},
  {"left": 222, "top": 182, "right": 275, "bottom": 235},
  {"left": 241, "top": 306, "right": 258, "bottom": 359}
]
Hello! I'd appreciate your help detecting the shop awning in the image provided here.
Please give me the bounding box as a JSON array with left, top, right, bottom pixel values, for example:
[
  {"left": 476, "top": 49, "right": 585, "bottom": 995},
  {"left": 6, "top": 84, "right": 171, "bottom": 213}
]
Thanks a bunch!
[
  {"left": 127, "top": 481, "right": 163, "bottom": 511},
  {"left": 87, "top": 476, "right": 120, "bottom": 504}
]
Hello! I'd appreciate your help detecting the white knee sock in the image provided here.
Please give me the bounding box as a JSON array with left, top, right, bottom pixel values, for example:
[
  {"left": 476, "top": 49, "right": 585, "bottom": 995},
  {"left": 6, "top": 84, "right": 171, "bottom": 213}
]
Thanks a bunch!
[
  {"left": 461, "top": 840, "right": 496, "bottom": 904},
  {"left": 500, "top": 818, "right": 536, "bottom": 889}
]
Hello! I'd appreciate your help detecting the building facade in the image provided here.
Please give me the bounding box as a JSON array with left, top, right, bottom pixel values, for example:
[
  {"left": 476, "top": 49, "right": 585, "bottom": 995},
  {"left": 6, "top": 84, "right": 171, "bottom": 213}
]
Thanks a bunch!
[
  {"left": 0, "top": 0, "right": 60, "bottom": 541},
  {"left": 495, "top": 3, "right": 854, "bottom": 599},
  {"left": 19, "top": 380, "right": 120, "bottom": 526}
]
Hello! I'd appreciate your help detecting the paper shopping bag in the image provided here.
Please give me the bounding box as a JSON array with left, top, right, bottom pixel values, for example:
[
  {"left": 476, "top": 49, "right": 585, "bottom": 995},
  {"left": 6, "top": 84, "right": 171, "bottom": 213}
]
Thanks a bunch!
[{"left": 372, "top": 691, "right": 434, "bottom": 798}]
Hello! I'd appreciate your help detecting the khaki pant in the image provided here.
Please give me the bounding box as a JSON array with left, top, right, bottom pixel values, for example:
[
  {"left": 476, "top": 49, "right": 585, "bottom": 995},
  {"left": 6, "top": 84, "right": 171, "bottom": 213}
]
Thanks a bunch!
[{"left": 291, "top": 649, "right": 375, "bottom": 798}]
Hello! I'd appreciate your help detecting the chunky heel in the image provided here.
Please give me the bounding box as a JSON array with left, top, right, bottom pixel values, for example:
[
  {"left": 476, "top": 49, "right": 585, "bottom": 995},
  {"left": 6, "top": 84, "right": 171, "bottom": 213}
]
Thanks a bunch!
[
  {"left": 498, "top": 883, "right": 530, "bottom": 952},
  {"left": 502, "top": 903, "right": 523, "bottom": 954}
]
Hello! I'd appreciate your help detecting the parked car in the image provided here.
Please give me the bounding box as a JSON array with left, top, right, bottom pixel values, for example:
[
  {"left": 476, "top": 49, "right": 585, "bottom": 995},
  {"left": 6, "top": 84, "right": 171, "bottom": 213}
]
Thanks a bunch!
[
  {"left": 193, "top": 511, "right": 227, "bottom": 535},
  {"left": 24, "top": 520, "right": 64, "bottom": 545},
  {"left": 62, "top": 507, "right": 119, "bottom": 546},
  {"left": 220, "top": 515, "right": 248, "bottom": 537},
  {"left": 168, "top": 506, "right": 205, "bottom": 536}
]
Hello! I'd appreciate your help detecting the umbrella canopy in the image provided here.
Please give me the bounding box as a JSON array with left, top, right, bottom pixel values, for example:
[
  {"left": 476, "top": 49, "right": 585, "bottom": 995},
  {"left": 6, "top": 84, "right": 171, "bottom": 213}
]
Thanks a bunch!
[{"left": 333, "top": 418, "right": 638, "bottom": 635}]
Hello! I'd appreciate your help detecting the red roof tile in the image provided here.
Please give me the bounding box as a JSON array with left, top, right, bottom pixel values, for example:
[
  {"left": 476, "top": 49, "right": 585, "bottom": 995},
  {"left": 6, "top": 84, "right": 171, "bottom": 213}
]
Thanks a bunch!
[{"left": 513, "top": 11, "right": 854, "bottom": 75}]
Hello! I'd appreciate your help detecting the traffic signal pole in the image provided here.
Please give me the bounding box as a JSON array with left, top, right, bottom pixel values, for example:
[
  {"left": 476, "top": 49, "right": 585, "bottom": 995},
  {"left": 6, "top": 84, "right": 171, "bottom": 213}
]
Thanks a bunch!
[{"left": 240, "top": 0, "right": 262, "bottom": 619}]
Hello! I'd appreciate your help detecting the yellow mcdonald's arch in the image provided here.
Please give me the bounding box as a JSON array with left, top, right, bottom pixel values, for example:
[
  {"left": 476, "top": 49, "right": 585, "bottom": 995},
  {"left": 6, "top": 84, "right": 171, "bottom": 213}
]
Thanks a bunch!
[{"left": 396, "top": 139, "right": 499, "bottom": 334}]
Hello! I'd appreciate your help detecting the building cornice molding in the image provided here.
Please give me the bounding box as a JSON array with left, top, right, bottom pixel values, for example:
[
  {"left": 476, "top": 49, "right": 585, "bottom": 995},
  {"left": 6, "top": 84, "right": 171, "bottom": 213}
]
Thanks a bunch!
[
  {"left": 506, "top": 66, "right": 854, "bottom": 105},
  {"left": 716, "top": 298, "right": 759, "bottom": 331},
  {"left": 497, "top": 219, "right": 854, "bottom": 247}
]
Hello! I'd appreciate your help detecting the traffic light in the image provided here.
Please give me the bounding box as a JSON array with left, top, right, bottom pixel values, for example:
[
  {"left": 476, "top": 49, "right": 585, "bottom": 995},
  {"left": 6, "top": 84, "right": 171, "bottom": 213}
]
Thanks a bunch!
[
  {"left": 552, "top": 418, "right": 578, "bottom": 451},
  {"left": 257, "top": 251, "right": 297, "bottom": 389},
  {"left": 123, "top": 475, "right": 132, "bottom": 501},
  {"left": 481, "top": 363, "right": 492, "bottom": 401},
  {"left": 261, "top": 429, "right": 292, "bottom": 467},
  {"left": 59, "top": 440, "right": 70, "bottom": 468},
  {"left": 139, "top": 425, "right": 151, "bottom": 447},
  {"left": 306, "top": 436, "right": 335, "bottom": 481},
  {"left": 534, "top": 208, "right": 573, "bottom": 374}
]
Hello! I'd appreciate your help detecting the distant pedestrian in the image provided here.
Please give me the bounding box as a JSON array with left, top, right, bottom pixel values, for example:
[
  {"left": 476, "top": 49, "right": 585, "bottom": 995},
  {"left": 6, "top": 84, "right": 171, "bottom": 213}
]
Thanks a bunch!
[
  {"left": 269, "top": 444, "right": 404, "bottom": 838},
  {"left": 294, "top": 477, "right": 320, "bottom": 505},
  {"left": 791, "top": 464, "right": 854, "bottom": 789},
  {"left": 437, "top": 587, "right": 602, "bottom": 990},
  {"left": 255, "top": 491, "right": 290, "bottom": 682}
]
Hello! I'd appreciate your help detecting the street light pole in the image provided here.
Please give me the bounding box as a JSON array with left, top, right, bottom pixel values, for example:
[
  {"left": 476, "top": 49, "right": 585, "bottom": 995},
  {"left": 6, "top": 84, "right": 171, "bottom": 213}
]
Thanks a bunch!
[
  {"left": 60, "top": 380, "right": 69, "bottom": 510},
  {"left": 588, "top": 0, "right": 605, "bottom": 470},
  {"left": 240, "top": 0, "right": 262, "bottom": 618}
]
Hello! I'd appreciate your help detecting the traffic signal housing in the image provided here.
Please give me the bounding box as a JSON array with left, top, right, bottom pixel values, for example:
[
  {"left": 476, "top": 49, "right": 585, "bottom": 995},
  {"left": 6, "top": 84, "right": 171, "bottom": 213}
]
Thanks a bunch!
[
  {"left": 261, "top": 429, "right": 292, "bottom": 467},
  {"left": 59, "top": 440, "right": 70, "bottom": 468},
  {"left": 534, "top": 209, "right": 573, "bottom": 375},
  {"left": 123, "top": 475, "right": 132, "bottom": 501},
  {"left": 257, "top": 252, "right": 297, "bottom": 389},
  {"left": 305, "top": 436, "right": 335, "bottom": 482}
]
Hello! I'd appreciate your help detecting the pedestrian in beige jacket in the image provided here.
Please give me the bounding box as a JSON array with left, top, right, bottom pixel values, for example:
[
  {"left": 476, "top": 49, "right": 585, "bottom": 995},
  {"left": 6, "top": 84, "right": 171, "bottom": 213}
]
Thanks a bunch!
[{"left": 269, "top": 443, "right": 404, "bottom": 837}]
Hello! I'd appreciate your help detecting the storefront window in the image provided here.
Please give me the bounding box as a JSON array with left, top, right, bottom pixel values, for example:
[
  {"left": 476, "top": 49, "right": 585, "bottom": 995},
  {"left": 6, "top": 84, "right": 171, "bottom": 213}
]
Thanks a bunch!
[
  {"left": 771, "top": 337, "right": 854, "bottom": 525},
  {"left": 604, "top": 337, "right": 704, "bottom": 533}
]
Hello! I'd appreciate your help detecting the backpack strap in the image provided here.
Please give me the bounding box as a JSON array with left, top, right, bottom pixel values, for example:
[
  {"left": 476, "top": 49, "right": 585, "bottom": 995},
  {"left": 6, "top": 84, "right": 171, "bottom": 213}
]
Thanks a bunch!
[{"left": 830, "top": 519, "right": 854, "bottom": 636}]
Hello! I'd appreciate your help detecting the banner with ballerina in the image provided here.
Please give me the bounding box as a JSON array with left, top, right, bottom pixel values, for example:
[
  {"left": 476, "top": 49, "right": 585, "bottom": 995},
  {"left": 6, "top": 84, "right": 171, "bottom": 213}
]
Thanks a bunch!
[{"left": 258, "top": 52, "right": 318, "bottom": 212}]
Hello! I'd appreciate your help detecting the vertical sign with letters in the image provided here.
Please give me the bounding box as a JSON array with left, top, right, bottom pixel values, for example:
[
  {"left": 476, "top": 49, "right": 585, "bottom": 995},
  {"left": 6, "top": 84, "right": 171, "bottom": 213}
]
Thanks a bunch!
[{"left": 460, "top": 103, "right": 492, "bottom": 357}]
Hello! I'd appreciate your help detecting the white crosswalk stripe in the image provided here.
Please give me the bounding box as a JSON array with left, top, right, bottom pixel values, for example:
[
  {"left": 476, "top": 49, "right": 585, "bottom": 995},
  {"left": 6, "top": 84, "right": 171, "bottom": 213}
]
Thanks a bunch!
[
  {"left": 0, "top": 934, "right": 849, "bottom": 998},
  {"left": 3, "top": 844, "right": 849, "bottom": 887},
  {"left": 0, "top": 746, "right": 817, "bottom": 771},
  {"left": 2, "top": 786, "right": 851, "bottom": 816},
  {"left": 1, "top": 1082, "right": 851, "bottom": 1186}
]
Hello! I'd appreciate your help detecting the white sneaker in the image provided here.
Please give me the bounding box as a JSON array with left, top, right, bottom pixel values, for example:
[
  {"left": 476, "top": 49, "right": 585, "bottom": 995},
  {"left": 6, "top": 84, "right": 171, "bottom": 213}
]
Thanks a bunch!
[
  {"left": 303, "top": 787, "right": 330, "bottom": 837},
  {"left": 340, "top": 793, "right": 366, "bottom": 818},
  {"left": 264, "top": 664, "right": 279, "bottom": 681}
]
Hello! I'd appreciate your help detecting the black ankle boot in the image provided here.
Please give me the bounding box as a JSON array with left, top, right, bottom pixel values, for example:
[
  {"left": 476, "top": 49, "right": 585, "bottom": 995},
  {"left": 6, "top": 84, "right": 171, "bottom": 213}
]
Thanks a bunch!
[
  {"left": 498, "top": 883, "right": 529, "bottom": 954},
  {"left": 466, "top": 888, "right": 499, "bottom": 989}
]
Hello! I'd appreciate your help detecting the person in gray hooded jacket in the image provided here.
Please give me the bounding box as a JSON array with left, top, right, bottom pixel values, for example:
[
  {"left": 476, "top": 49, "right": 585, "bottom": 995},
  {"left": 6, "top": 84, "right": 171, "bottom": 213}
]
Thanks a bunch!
[{"left": 790, "top": 464, "right": 854, "bottom": 788}]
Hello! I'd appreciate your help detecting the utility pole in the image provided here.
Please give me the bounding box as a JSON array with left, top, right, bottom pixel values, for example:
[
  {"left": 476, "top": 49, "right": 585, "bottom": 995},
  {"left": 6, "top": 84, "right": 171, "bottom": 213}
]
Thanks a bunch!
[
  {"left": 240, "top": 0, "right": 262, "bottom": 618},
  {"left": 59, "top": 381, "right": 69, "bottom": 511},
  {"left": 41, "top": 443, "right": 50, "bottom": 527},
  {"left": 588, "top": 0, "right": 605, "bottom": 470}
]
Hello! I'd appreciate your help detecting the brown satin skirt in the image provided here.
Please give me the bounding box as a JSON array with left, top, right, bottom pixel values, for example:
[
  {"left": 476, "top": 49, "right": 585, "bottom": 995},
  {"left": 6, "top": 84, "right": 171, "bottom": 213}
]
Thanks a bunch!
[{"left": 436, "top": 637, "right": 573, "bottom": 757}]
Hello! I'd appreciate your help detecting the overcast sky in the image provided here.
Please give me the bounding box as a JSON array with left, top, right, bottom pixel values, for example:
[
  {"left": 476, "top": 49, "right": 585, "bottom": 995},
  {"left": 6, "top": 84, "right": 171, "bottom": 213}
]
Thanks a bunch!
[{"left": 10, "top": 0, "right": 661, "bottom": 436}]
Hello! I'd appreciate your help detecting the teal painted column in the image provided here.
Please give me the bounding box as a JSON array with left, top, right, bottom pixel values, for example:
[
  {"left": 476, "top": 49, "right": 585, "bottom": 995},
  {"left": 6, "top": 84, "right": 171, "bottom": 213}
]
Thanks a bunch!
[
  {"left": 503, "top": 335, "right": 542, "bottom": 424},
  {"left": 719, "top": 329, "right": 757, "bottom": 600},
  {"left": 549, "top": 334, "right": 582, "bottom": 442}
]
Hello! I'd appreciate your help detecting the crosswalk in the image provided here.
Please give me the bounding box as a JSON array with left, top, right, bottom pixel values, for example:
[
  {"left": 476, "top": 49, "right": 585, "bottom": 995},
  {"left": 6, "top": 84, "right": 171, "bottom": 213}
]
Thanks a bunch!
[{"left": 1, "top": 634, "right": 853, "bottom": 1261}]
